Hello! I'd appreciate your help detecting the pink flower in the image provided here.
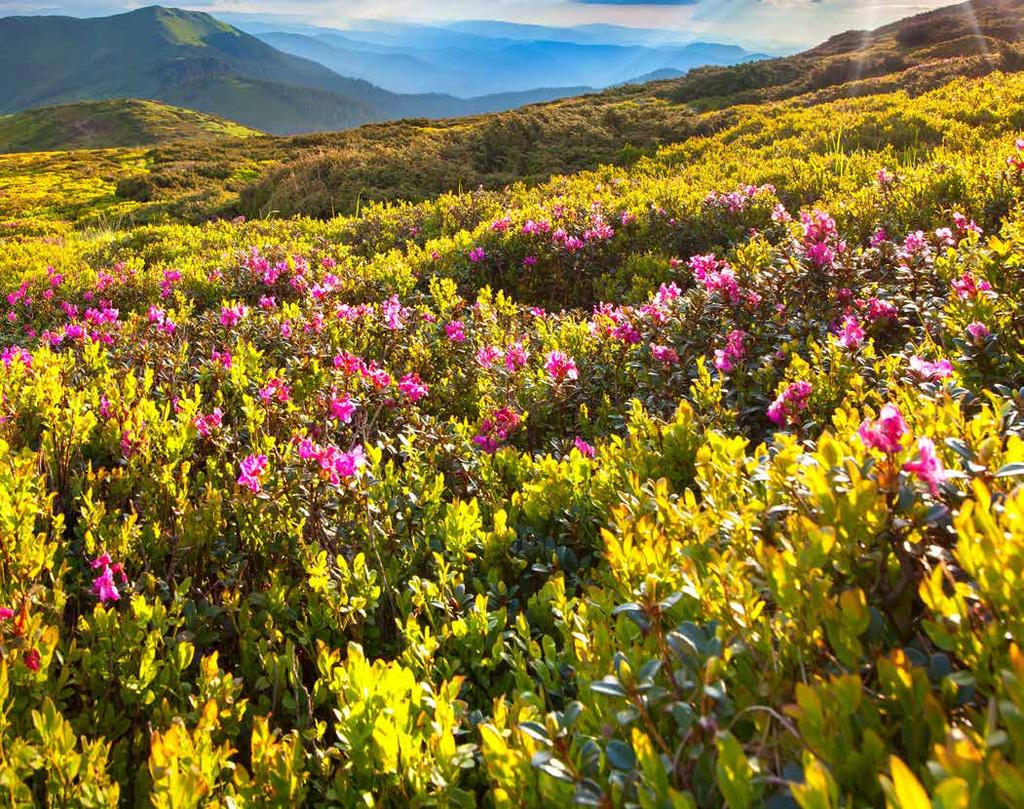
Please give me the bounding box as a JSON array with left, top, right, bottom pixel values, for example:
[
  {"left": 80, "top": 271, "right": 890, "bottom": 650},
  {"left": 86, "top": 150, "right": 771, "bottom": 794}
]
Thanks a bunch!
[
  {"left": 469, "top": 247, "right": 487, "bottom": 263},
  {"left": 0, "top": 608, "right": 12, "bottom": 621},
  {"left": 651, "top": 344, "right": 680, "bottom": 366},
  {"left": 504, "top": 342, "right": 529, "bottom": 371},
  {"left": 219, "top": 303, "right": 247, "bottom": 328},
  {"left": 903, "top": 438, "right": 946, "bottom": 495},
  {"left": 91, "top": 553, "right": 128, "bottom": 604},
  {"left": 966, "top": 321, "right": 991, "bottom": 342},
  {"left": 862, "top": 297, "right": 898, "bottom": 322},
  {"left": 574, "top": 437, "right": 595, "bottom": 458},
  {"left": 259, "top": 378, "right": 291, "bottom": 405},
  {"left": 0, "top": 346, "right": 31, "bottom": 369},
  {"left": 545, "top": 350, "right": 578, "bottom": 383},
  {"left": 837, "top": 315, "right": 865, "bottom": 349},
  {"left": 473, "top": 408, "right": 522, "bottom": 453},
  {"left": 238, "top": 454, "right": 269, "bottom": 493},
  {"left": 951, "top": 272, "right": 992, "bottom": 300},
  {"left": 398, "top": 373, "right": 428, "bottom": 403},
  {"left": 858, "top": 404, "right": 907, "bottom": 454},
  {"left": 476, "top": 345, "right": 502, "bottom": 369},
  {"left": 23, "top": 650, "right": 40, "bottom": 672},
  {"left": 381, "top": 296, "right": 408, "bottom": 331},
  {"left": 212, "top": 349, "right": 232, "bottom": 369},
  {"left": 331, "top": 393, "right": 356, "bottom": 424},
  {"left": 445, "top": 320, "right": 466, "bottom": 343},
  {"left": 194, "top": 408, "right": 223, "bottom": 437},
  {"left": 713, "top": 330, "right": 747, "bottom": 373},
  {"left": 767, "top": 381, "right": 813, "bottom": 427},
  {"left": 92, "top": 566, "right": 120, "bottom": 603},
  {"left": 909, "top": 356, "right": 953, "bottom": 381},
  {"left": 870, "top": 228, "right": 889, "bottom": 248}
]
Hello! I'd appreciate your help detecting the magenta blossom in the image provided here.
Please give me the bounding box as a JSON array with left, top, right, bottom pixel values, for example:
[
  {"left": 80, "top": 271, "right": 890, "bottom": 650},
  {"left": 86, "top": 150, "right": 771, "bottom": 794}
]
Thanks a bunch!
[
  {"left": 574, "top": 437, "right": 596, "bottom": 458},
  {"left": 445, "top": 320, "right": 466, "bottom": 343},
  {"left": 909, "top": 356, "right": 954, "bottom": 381},
  {"left": 837, "top": 315, "right": 865, "bottom": 349},
  {"left": 966, "top": 321, "right": 991, "bottom": 342},
  {"left": 903, "top": 438, "right": 947, "bottom": 495},
  {"left": 545, "top": 351, "right": 579, "bottom": 383},
  {"left": 713, "top": 330, "right": 747, "bottom": 373},
  {"left": 767, "top": 381, "right": 813, "bottom": 427},
  {"left": 398, "top": 373, "right": 428, "bottom": 403},
  {"left": 91, "top": 553, "right": 128, "bottom": 604},
  {"left": 858, "top": 404, "right": 908, "bottom": 454},
  {"left": 331, "top": 393, "right": 357, "bottom": 424},
  {"left": 238, "top": 454, "right": 269, "bottom": 493},
  {"left": 219, "top": 303, "right": 248, "bottom": 328},
  {"left": 651, "top": 344, "right": 681, "bottom": 366}
]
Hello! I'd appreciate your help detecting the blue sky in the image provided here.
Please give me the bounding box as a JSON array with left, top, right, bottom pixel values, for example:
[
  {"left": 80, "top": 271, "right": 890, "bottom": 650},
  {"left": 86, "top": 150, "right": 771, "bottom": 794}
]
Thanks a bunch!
[{"left": 0, "top": 0, "right": 955, "bottom": 47}]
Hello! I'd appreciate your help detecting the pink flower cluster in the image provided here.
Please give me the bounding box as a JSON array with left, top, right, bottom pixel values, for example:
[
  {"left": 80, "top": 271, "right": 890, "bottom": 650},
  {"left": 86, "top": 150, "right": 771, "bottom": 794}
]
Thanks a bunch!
[
  {"left": 909, "top": 356, "right": 953, "bottom": 381},
  {"left": 651, "top": 344, "right": 680, "bottom": 366},
  {"left": 705, "top": 184, "right": 775, "bottom": 214},
  {"left": 334, "top": 352, "right": 393, "bottom": 390},
  {"left": 545, "top": 350, "right": 579, "bottom": 383},
  {"left": 330, "top": 392, "right": 357, "bottom": 423},
  {"left": 767, "top": 381, "right": 813, "bottom": 427},
  {"left": 194, "top": 408, "right": 223, "bottom": 437},
  {"left": 473, "top": 407, "right": 522, "bottom": 453},
  {"left": 398, "top": 373, "right": 428, "bottom": 403},
  {"left": 903, "top": 438, "right": 947, "bottom": 495},
  {"left": 690, "top": 254, "right": 740, "bottom": 303},
  {"left": 859, "top": 297, "right": 899, "bottom": 323},
  {"left": 445, "top": 320, "right": 466, "bottom": 343},
  {"left": 296, "top": 438, "right": 365, "bottom": 485},
  {"left": 801, "top": 210, "right": 845, "bottom": 269},
  {"left": 574, "top": 437, "right": 596, "bottom": 458},
  {"left": 951, "top": 272, "right": 992, "bottom": 300},
  {"left": 1008, "top": 138, "right": 1024, "bottom": 172},
  {"left": 259, "top": 377, "right": 291, "bottom": 405},
  {"left": 858, "top": 404, "right": 947, "bottom": 494},
  {"left": 91, "top": 553, "right": 128, "bottom": 604},
  {"left": 1, "top": 346, "right": 31, "bottom": 369},
  {"left": 220, "top": 302, "right": 248, "bottom": 328},
  {"left": 714, "top": 330, "right": 747, "bottom": 372},
  {"left": 836, "top": 315, "right": 865, "bottom": 349},
  {"left": 238, "top": 454, "right": 269, "bottom": 493},
  {"left": 858, "top": 404, "right": 908, "bottom": 454}
]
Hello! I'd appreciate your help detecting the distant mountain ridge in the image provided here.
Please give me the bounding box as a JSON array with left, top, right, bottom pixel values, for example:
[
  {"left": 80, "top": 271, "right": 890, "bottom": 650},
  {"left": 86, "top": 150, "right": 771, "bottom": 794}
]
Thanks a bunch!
[
  {"left": 0, "top": 6, "right": 597, "bottom": 135},
  {"left": 253, "top": 25, "right": 767, "bottom": 96}
]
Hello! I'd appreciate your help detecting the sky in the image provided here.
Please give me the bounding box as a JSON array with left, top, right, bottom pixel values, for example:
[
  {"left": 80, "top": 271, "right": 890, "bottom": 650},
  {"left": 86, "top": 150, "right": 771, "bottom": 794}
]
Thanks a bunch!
[{"left": 0, "top": 0, "right": 958, "bottom": 48}]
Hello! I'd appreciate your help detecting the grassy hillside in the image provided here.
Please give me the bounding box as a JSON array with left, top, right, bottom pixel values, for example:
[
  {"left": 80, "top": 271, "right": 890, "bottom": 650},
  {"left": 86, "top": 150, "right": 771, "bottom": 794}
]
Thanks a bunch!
[
  {"left": 0, "top": 99, "right": 259, "bottom": 153},
  {"left": 0, "top": 42, "right": 1023, "bottom": 805},
  {"left": 4, "top": 0, "right": 1024, "bottom": 235}
]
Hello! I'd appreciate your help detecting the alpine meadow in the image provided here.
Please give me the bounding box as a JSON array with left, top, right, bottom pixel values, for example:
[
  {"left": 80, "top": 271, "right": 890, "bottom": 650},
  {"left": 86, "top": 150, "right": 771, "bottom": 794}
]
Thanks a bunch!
[{"left": 2, "top": 0, "right": 1024, "bottom": 806}]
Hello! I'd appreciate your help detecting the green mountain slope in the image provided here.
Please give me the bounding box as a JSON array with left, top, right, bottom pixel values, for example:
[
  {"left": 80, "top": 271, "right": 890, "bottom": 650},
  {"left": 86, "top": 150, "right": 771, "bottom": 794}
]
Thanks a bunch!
[
  {"left": 0, "top": 6, "right": 602, "bottom": 136},
  {"left": 0, "top": 6, "right": 381, "bottom": 135},
  {"left": 0, "top": 99, "right": 259, "bottom": 153},
  {"left": 3, "top": 0, "right": 1024, "bottom": 230}
]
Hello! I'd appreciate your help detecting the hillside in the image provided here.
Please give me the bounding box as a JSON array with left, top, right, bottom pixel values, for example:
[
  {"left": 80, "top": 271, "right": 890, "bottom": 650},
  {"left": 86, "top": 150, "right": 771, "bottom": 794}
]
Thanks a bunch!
[
  {"left": 0, "top": 19, "right": 1023, "bottom": 802},
  {"left": 664, "top": 0, "right": 1024, "bottom": 108},
  {"left": 0, "top": 99, "right": 259, "bottom": 153},
  {"left": 3, "top": 0, "right": 1024, "bottom": 233},
  {"left": 0, "top": 6, "right": 594, "bottom": 136}
]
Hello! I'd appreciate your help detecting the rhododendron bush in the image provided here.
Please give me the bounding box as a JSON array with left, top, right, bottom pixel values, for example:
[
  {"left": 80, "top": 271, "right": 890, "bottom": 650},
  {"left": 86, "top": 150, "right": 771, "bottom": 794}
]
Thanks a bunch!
[{"left": 0, "top": 71, "right": 1024, "bottom": 807}]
